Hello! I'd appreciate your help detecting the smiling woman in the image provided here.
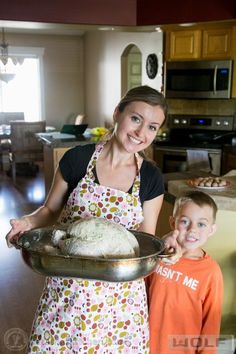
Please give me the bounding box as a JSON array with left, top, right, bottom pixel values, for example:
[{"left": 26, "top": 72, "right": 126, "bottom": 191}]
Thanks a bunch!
[{"left": 5, "top": 86, "right": 172, "bottom": 354}]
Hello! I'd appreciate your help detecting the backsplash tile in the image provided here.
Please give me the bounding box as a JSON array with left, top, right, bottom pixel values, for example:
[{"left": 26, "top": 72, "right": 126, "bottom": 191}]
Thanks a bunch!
[{"left": 167, "top": 99, "right": 236, "bottom": 116}]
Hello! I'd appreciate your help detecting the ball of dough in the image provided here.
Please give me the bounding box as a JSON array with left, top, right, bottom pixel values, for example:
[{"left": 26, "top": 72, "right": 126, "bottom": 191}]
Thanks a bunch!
[{"left": 58, "top": 218, "right": 140, "bottom": 258}]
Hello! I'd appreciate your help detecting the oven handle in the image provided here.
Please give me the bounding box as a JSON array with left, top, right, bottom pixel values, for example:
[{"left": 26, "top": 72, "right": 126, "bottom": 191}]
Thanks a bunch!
[
  {"left": 155, "top": 146, "right": 221, "bottom": 154},
  {"left": 213, "top": 65, "right": 217, "bottom": 95},
  {"left": 155, "top": 147, "right": 187, "bottom": 154}
]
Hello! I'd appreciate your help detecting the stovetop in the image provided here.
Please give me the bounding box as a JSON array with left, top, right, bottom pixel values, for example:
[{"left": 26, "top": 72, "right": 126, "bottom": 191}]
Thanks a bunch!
[
  {"left": 155, "top": 130, "right": 236, "bottom": 149},
  {"left": 156, "top": 114, "right": 236, "bottom": 149}
]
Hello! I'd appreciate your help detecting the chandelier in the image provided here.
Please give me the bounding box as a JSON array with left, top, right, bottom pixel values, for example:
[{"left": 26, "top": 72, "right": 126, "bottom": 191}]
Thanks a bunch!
[{"left": 0, "top": 28, "right": 16, "bottom": 83}]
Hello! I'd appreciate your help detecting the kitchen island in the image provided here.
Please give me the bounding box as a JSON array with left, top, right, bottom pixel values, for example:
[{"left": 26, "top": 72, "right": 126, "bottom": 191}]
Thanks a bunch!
[
  {"left": 37, "top": 132, "right": 154, "bottom": 194},
  {"left": 156, "top": 174, "right": 236, "bottom": 339},
  {"left": 37, "top": 132, "right": 98, "bottom": 193}
]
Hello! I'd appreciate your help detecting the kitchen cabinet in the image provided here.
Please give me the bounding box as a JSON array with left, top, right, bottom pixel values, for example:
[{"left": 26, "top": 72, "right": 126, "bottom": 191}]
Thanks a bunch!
[
  {"left": 43, "top": 146, "right": 70, "bottom": 193},
  {"left": 163, "top": 22, "right": 236, "bottom": 97},
  {"left": 202, "top": 28, "right": 232, "bottom": 59},
  {"left": 165, "top": 26, "right": 232, "bottom": 61},
  {"left": 166, "top": 29, "right": 202, "bottom": 60},
  {"left": 222, "top": 147, "right": 236, "bottom": 175}
]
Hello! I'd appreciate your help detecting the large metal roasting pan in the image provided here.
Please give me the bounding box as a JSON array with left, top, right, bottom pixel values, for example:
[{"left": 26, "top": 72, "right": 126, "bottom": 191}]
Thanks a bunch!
[{"left": 16, "top": 227, "right": 172, "bottom": 282}]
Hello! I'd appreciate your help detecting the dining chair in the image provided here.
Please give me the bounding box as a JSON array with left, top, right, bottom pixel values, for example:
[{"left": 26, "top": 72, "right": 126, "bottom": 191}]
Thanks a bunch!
[
  {"left": 9, "top": 121, "right": 46, "bottom": 183},
  {"left": 0, "top": 112, "right": 25, "bottom": 170}
]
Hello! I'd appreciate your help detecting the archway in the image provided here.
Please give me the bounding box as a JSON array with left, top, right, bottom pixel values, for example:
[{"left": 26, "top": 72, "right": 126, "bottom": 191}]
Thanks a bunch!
[{"left": 121, "top": 44, "right": 142, "bottom": 97}]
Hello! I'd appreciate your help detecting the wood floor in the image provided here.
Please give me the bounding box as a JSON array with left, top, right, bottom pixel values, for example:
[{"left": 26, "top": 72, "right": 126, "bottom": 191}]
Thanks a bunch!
[{"left": 0, "top": 166, "right": 46, "bottom": 354}]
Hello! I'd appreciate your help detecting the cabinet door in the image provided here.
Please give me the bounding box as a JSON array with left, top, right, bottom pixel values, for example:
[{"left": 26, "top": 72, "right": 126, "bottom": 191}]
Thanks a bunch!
[
  {"left": 53, "top": 148, "right": 70, "bottom": 170},
  {"left": 222, "top": 151, "right": 236, "bottom": 174},
  {"left": 202, "top": 28, "right": 232, "bottom": 59},
  {"left": 168, "top": 30, "right": 201, "bottom": 60}
]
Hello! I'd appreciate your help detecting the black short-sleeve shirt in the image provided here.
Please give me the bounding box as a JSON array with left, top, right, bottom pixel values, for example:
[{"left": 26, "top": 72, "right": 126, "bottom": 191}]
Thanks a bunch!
[{"left": 59, "top": 144, "right": 164, "bottom": 205}]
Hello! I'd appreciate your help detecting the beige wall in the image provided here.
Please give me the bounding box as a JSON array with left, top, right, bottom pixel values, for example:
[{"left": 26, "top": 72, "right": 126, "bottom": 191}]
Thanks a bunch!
[
  {"left": 7, "top": 33, "right": 84, "bottom": 130},
  {"left": 84, "top": 31, "right": 163, "bottom": 127},
  {"left": 7, "top": 31, "right": 163, "bottom": 130}
]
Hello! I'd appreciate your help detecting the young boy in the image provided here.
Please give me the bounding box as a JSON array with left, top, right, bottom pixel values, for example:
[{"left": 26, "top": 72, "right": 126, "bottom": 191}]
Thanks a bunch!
[{"left": 146, "top": 190, "right": 223, "bottom": 354}]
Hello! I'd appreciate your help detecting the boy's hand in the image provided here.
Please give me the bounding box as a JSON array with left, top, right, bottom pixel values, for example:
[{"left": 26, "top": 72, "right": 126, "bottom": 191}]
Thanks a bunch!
[{"left": 161, "top": 229, "right": 182, "bottom": 265}]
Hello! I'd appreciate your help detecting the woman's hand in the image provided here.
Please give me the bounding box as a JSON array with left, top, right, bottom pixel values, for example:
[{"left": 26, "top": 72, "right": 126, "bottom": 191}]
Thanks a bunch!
[
  {"left": 161, "top": 229, "right": 182, "bottom": 265},
  {"left": 5, "top": 217, "right": 32, "bottom": 248}
]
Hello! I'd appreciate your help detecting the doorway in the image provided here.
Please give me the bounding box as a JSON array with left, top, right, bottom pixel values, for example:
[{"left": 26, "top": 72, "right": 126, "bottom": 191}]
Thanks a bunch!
[{"left": 121, "top": 44, "right": 142, "bottom": 97}]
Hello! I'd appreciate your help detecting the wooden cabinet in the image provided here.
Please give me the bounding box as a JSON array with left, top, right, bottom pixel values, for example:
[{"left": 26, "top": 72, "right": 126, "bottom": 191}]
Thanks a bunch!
[
  {"left": 43, "top": 146, "right": 70, "bottom": 194},
  {"left": 165, "top": 26, "right": 232, "bottom": 61},
  {"left": 202, "top": 28, "right": 232, "bottom": 59},
  {"left": 163, "top": 22, "right": 236, "bottom": 97},
  {"left": 222, "top": 148, "right": 236, "bottom": 175},
  {"left": 167, "top": 30, "right": 202, "bottom": 60}
]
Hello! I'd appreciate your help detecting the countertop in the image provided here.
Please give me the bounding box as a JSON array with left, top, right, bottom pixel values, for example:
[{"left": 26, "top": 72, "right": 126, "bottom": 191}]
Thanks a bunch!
[
  {"left": 36, "top": 131, "right": 98, "bottom": 148},
  {"left": 168, "top": 173, "right": 236, "bottom": 211}
]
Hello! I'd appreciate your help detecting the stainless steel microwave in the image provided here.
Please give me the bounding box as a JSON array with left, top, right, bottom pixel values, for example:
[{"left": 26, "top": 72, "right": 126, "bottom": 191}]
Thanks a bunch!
[{"left": 164, "top": 60, "right": 233, "bottom": 99}]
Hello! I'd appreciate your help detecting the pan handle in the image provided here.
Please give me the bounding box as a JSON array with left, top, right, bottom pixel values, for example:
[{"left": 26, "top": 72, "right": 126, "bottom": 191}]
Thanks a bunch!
[{"left": 157, "top": 248, "right": 176, "bottom": 258}]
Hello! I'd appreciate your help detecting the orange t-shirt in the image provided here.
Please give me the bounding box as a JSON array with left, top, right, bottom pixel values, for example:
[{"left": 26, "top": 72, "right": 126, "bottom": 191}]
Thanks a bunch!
[{"left": 146, "top": 253, "right": 223, "bottom": 354}]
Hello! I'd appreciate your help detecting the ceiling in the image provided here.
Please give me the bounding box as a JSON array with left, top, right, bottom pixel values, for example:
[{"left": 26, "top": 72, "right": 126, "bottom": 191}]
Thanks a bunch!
[{"left": 0, "top": 20, "right": 160, "bottom": 36}]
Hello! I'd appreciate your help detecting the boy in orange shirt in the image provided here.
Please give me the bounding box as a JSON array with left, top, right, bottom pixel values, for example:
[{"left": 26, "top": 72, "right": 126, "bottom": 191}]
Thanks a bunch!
[{"left": 146, "top": 190, "right": 223, "bottom": 354}]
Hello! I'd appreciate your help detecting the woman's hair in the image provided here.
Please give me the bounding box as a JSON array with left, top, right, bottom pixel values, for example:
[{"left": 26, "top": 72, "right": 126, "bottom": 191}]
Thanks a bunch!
[
  {"left": 173, "top": 190, "right": 218, "bottom": 221},
  {"left": 117, "top": 85, "right": 168, "bottom": 122}
]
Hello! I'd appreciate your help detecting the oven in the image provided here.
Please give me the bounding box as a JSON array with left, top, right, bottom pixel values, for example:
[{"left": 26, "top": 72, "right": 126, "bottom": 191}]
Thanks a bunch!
[
  {"left": 154, "top": 114, "right": 236, "bottom": 176},
  {"left": 154, "top": 146, "right": 222, "bottom": 175}
]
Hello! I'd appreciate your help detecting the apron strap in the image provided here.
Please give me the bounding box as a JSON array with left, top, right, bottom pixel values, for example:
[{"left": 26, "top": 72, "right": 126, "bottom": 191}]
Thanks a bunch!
[
  {"left": 86, "top": 141, "right": 107, "bottom": 178},
  {"left": 86, "top": 141, "right": 142, "bottom": 198}
]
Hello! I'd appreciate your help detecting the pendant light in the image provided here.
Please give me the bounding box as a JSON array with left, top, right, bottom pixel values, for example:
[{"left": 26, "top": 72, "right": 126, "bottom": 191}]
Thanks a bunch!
[{"left": 0, "top": 28, "right": 16, "bottom": 83}]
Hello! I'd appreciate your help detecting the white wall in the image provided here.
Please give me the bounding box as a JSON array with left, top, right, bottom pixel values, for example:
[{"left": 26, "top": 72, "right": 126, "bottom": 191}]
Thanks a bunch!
[
  {"left": 7, "top": 31, "right": 163, "bottom": 130},
  {"left": 6, "top": 33, "right": 84, "bottom": 130},
  {"left": 84, "top": 31, "right": 163, "bottom": 127}
]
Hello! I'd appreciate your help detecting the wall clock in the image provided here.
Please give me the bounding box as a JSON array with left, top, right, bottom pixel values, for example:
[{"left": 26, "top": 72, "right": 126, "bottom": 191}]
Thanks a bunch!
[{"left": 146, "top": 53, "right": 158, "bottom": 79}]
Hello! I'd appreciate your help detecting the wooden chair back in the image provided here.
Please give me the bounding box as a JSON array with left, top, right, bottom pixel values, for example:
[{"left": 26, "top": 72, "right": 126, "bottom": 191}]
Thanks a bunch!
[
  {"left": 9, "top": 121, "right": 46, "bottom": 182},
  {"left": 10, "top": 121, "right": 46, "bottom": 157}
]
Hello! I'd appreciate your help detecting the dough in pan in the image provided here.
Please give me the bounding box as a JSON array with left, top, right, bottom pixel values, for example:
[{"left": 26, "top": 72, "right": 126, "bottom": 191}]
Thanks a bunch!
[{"left": 53, "top": 218, "right": 139, "bottom": 258}]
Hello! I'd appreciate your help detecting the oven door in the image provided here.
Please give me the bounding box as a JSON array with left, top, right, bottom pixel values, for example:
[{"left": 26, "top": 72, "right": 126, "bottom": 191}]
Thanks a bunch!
[{"left": 154, "top": 146, "right": 222, "bottom": 176}]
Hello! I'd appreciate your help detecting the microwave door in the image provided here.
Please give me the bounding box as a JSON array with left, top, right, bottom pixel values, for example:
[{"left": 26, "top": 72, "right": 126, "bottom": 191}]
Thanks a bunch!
[
  {"left": 166, "top": 68, "right": 215, "bottom": 98},
  {"left": 165, "top": 60, "right": 232, "bottom": 99}
]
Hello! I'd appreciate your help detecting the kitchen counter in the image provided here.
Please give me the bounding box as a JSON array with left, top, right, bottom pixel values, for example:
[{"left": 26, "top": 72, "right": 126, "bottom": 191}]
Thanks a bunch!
[
  {"left": 168, "top": 176, "right": 236, "bottom": 211},
  {"left": 37, "top": 131, "right": 100, "bottom": 193},
  {"left": 36, "top": 131, "right": 97, "bottom": 148}
]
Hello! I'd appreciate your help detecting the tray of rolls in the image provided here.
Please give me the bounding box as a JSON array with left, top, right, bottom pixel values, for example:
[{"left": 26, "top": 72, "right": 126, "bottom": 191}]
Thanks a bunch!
[{"left": 187, "top": 176, "right": 231, "bottom": 190}]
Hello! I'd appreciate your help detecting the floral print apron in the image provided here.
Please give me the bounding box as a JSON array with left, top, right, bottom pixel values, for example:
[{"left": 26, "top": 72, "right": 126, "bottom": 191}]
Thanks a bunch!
[{"left": 28, "top": 142, "right": 149, "bottom": 354}]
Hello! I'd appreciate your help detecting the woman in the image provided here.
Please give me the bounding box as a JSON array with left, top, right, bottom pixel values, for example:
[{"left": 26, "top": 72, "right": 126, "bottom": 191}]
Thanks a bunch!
[{"left": 6, "top": 85, "right": 170, "bottom": 353}]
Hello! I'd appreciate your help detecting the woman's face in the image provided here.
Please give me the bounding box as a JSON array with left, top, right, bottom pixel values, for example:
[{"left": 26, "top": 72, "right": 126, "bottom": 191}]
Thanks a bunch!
[{"left": 113, "top": 101, "right": 165, "bottom": 153}]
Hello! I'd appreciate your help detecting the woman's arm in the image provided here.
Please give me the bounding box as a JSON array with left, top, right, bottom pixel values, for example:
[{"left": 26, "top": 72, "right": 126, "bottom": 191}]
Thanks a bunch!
[
  {"left": 6, "top": 167, "right": 68, "bottom": 247},
  {"left": 139, "top": 194, "right": 164, "bottom": 235}
]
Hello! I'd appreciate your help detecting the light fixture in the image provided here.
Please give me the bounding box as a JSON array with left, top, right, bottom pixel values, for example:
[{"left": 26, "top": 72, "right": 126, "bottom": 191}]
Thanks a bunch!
[
  {"left": 0, "top": 28, "right": 16, "bottom": 83},
  {"left": 1, "top": 28, "right": 9, "bottom": 65}
]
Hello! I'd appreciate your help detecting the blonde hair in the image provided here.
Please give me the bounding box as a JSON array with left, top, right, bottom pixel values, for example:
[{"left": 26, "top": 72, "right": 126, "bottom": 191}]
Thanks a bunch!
[{"left": 173, "top": 191, "right": 218, "bottom": 222}]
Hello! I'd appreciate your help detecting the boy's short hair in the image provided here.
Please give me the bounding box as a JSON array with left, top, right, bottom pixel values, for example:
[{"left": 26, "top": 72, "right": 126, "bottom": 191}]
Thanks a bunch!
[{"left": 173, "top": 191, "right": 218, "bottom": 222}]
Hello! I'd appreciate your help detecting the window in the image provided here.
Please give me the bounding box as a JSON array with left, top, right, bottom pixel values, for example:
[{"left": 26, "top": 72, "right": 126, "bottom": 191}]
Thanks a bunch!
[{"left": 0, "top": 46, "right": 44, "bottom": 122}]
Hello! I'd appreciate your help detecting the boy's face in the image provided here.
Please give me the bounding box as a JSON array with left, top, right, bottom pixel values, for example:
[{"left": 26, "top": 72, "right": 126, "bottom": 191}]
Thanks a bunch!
[{"left": 169, "top": 201, "right": 217, "bottom": 254}]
